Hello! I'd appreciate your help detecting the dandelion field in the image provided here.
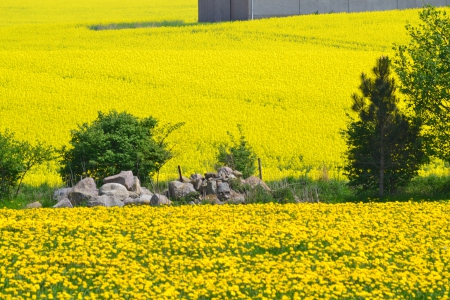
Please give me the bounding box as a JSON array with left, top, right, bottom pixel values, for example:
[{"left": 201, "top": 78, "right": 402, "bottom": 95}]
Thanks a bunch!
[
  {"left": 0, "top": 202, "right": 449, "bottom": 299},
  {"left": 2, "top": 0, "right": 450, "bottom": 185}
]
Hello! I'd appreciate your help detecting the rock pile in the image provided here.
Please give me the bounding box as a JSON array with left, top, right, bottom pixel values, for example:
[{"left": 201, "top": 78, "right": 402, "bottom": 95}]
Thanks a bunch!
[
  {"left": 51, "top": 171, "right": 170, "bottom": 208},
  {"left": 39, "top": 168, "right": 272, "bottom": 209},
  {"left": 169, "top": 166, "right": 270, "bottom": 205}
]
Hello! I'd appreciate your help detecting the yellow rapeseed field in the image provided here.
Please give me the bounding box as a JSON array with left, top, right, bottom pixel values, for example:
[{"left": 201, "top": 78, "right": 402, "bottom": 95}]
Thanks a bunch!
[
  {"left": 0, "top": 202, "right": 449, "bottom": 299},
  {"left": 1, "top": 0, "right": 449, "bottom": 185}
]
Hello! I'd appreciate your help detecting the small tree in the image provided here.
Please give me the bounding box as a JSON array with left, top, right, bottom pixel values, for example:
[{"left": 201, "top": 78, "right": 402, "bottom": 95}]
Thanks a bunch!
[
  {"left": 217, "top": 124, "right": 257, "bottom": 178},
  {"left": 0, "top": 130, "right": 55, "bottom": 198},
  {"left": 393, "top": 6, "right": 450, "bottom": 161},
  {"left": 0, "top": 130, "right": 23, "bottom": 197},
  {"left": 59, "top": 110, "right": 179, "bottom": 185},
  {"left": 342, "top": 56, "right": 428, "bottom": 197}
]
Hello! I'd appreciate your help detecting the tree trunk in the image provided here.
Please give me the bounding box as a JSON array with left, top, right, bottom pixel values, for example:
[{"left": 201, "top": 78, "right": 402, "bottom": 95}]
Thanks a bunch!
[{"left": 379, "top": 126, "right": 384, "bottom": 197}]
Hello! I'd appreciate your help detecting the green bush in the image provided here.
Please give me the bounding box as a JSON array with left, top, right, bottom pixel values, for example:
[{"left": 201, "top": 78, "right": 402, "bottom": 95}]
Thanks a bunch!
[
  {"left": 217, "top": 124, "right": 257, "bottom": 178},
  {"left": 0, "top": 130, "right": 55, "bottom": 199},
  {"left": 59, "top": 110, "right": 181, "bottom": 186},
  {"left": 272, "top": 187, "right": 296, "bottom": 204}
]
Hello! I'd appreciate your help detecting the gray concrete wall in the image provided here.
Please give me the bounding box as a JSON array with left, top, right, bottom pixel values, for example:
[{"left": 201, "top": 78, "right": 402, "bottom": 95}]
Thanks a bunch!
[
  {"left": 198, "top": 0, "right": 231, "bottom": 22},
  {"left": 231, "top": 0, "right": 250, "bottom": 20},
  {"left": 247, "top": 0, "right": 449, "bottom": 19}
]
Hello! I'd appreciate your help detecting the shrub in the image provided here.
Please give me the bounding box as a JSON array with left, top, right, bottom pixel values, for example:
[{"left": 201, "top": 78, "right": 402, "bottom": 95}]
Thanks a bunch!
[
  {"left": 0, "top": 130, "right": 55, "bottom": 199},
  {"left": 59, "top": 110, "right": 181, "bottom": 186},
  {"left": 217, "top": 124, "right": 257, "bottom": 178}
]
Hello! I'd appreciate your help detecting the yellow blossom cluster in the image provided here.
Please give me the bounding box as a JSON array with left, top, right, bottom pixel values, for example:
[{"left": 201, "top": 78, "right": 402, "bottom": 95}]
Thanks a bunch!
[
  {"left": 0, "top": 202, "right": 449, "bottom": 299},
  {"left": 1, "top": 0, "right": 449, "bottom": 185}
]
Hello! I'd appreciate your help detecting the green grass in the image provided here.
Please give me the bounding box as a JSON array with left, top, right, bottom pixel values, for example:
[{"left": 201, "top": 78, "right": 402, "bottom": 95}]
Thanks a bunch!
[
  {"left": 3, "top": 174, "right": 450, "bottom": 209},
  {"left": 88, "top": 20, "right": 188, "bottom": 31}
]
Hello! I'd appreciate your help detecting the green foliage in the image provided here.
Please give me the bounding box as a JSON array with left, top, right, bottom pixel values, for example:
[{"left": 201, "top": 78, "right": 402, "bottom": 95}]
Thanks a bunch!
[
  {"left": 59, "top": 110, "right": 178, "bottom": 185},
  {"left": 217, "top": 124, "right": 257, "bottom": 178},
  {"left": 173, "top": 191, "right": 201, "bottom": 205},
  {"left": 0, "top": 130, "right": 22, "bottom": 197},
  {"left": 244, "top": 185, "right": 274, "bottom": 204},
  {"left": 0, "top": 130, "right": 55, "bottom": 198},
  {"left": 272, "top": 187, "right": 296, "bottom": 204},
  {"left": 342, "top": 56, "right": 428, "bottom": 197},
  {"left": 228, "top": 177, "right": 252, "bottom": 194},
  {"left": 393, "top": 6, "right": 450, "bottom": 161}
]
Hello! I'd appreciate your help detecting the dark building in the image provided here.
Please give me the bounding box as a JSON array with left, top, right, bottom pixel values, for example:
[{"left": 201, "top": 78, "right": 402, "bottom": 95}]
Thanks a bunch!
[{"left": 198, "top": 0, "right": 249, "bottom": 22}]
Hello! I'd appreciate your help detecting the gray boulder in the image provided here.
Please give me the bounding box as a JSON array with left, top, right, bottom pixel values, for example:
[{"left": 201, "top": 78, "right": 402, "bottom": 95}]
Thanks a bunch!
[
  {"left": 245, "top": 176, "right": 271, "bottom": 192},
  {"left": 217, "top": 182, "right": 231, "bottom": 193},
  {"left": 150, "top": 194, "right": 172, "bottom": 206},
  {"left": 123, "top": 197, "right": 135, "bottom": 206},
  {"left": 135, "top": 194, "right": 153, "bottom": 205},
  {"left": 53, "top": 188, "right": 71, "bottom": 202},
  {"left": 206, "top": 180, "right": 217, "bottom": 195},
  {"left": 53, "top": 198, "right": 73, "bottom": 208},
  {"left": 218, "top": 167, "right": 233, "bottom": 178},
  {"left": 26, "top": 201, "right": 42, "bottom": 209},
  {"left": 181, "top": 176, "right": 191, "bottom": 183},
  {"left": 191, "top": 178, "right": 203, "bottom": 191},
  {"left": 87, "top": 195, "right": 124, "bottom": 207},
  {"left": 217, "top": 182, "right": 231, "bottom": 200},
  {"left": 204, "top": 172, "right": 218, "bottom": 180},
  {"left": 130, "top": 176, "right": 141, "bottom": 194},
  {"left": 103, "top": 171, "right": 134, "bottom": 190},
  {"left": 190, "top": 173, "right": 203, "bottom": 180},
  {"left": 168, "top": 181, "right": 196, "bottom": 199},
  {"left": 140, "top": 187, "right": 153, "bottom": 196},
  {"left": 232, "top": 170, "right": 243, "bottom": 178},
  {"left": 128, "top": 191, "right": 139, "bottom": 199},
  {"left": 201, "top": 194, "right": 223, "bottom": 205},
  {"left": 69, "top": 177, "right": 98, "bottom": 206},
  {"left": 74, "top": 177, "right": 97, "bottom": 191},
  {"left": 227, "top": 191, "right": 246, "bottom": 204},
  {"left": 99, "top": 183, "right": 129, "bottom": 201}
]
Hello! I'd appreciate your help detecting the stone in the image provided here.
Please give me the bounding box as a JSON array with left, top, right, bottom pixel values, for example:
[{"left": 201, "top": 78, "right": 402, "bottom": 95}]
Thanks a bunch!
[
  {"left": 53, "top": 198, "right": 73, "bottom": 208},
  {"left": 191, "top": 178, "right": 203, "bottom": 191},
  {"left": 190, "top": 173, "right": 203, "bottom": 180},
  {"left": 150, "top": 194, "right": 172, "bottom": 206},
  {"left": 99, "top": 183, "right": 129, "bottom": 201},
  {"left": 217, "top": 182, "right": 231, "bottom": 200},
  {"left": 103, "top": 171, "right": 134, "bottom": 190},
  {"left": 69, "top": 177, "right": 98, "bottom": 206},
  {"left": 87, "top": 195, "right": 125, "bottom": 207},
  {"left": 217, "top": 182, "right": 231, "bottom": 194},
  {"left": 202, "top": 194, "right": 221, "bottom": 204},
  {"left": 179, "top": 176, "right": 191, "bottom": 183},
  {"left": 227, "top": 191, "right": 245, "bottom": 204},
  {"left": 128, "top": 191, "right": 139, "bottom": 199},
  {"left": 204, "top": 172, "right": 218, "bottom": 180},
  {"left": 188, "top": 201, "right": 196, "bottom": 205},
  {"left": 73, "top": 177, "right": 97, "bottom": 191},
  {"left": 69, "top": 189, "right": 97, "bottom": 206},
  {"left": 245, "top": 176, "right": 271, "bottom": 192},
  {"left": 53, "top": 188, "right": 71, "bottom": 202},
  {"left": 140, "top": 187, "right": 153, "bottom": 196},
  {"left": 123, "top": 197, "right": 135, "bottom": 206},
  {"left": 130, "top": 176, "right": 141, "bottom": 194},
  {"left": 135, "top": 194, "right": 153, "bottom": 205},
  {"left": 206, "top": 181, "right": 217, "bottom": 195},
  {"left": 232, "top": 170, "right": 243, "bottom": 178},
  {"left": 168, "top": 181, "right": 196, "bottom": 199},
  {"left": 218, "top": 167, "right": 233, "bottom": 178},
  {"left": 26, "top": 201, "right": 42, "bottom": 209}
]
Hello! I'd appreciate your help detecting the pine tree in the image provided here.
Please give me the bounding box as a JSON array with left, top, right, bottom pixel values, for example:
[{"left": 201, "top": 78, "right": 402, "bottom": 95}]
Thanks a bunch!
[{"left": 342, "top": 56, "right": 428, "bottom": 197}]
